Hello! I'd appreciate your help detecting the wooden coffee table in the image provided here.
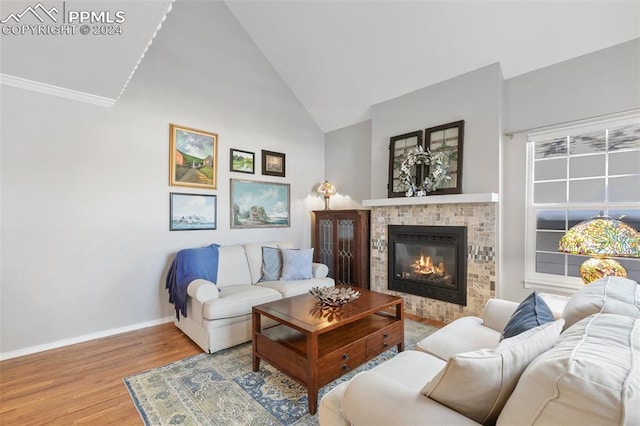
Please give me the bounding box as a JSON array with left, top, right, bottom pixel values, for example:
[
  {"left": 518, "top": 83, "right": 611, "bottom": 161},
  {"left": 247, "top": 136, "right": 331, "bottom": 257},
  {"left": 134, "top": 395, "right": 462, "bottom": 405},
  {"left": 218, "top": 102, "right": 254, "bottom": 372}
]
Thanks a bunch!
[{"left": 252, "top": 287, "right": 404, "bottom": 414}]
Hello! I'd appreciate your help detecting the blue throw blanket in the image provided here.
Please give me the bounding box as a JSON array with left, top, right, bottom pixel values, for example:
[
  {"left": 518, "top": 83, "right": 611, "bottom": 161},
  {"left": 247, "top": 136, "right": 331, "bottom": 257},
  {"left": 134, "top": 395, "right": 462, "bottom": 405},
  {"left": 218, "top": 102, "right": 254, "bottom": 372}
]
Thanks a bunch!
[{"left": 166, "top": 243, "right": 220, "bottom": 320}]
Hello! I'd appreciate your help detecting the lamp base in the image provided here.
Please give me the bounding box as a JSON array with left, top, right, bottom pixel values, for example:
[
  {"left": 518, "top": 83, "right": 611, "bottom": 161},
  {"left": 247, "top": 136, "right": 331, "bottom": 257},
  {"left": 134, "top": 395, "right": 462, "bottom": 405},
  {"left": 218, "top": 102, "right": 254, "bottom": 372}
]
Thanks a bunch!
[
  {"left": 579, "top": 257, "right": 627, "bottom": 284},
  {"left": 323, "top": 196, "right": 331, "bottom": 210}
]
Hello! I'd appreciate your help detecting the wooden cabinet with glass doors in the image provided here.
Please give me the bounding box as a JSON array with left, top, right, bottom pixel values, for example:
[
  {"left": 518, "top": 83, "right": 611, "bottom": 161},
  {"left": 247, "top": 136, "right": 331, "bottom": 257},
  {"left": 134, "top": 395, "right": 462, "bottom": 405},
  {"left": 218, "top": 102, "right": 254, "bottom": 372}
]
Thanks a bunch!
[{"left": 312, "top": 210, "right": 370, "bottom": 289}]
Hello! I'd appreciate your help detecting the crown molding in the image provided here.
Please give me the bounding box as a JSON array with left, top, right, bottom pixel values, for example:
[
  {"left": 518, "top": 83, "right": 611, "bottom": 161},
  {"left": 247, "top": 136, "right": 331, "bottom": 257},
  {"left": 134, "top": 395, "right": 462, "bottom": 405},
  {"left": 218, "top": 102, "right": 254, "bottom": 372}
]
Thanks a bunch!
[
  {"left": 117, "top": 0, "right": 176, "bottom": 99},
  {"left": 0, "top": 73, "right": 116, "bottom": 107}
]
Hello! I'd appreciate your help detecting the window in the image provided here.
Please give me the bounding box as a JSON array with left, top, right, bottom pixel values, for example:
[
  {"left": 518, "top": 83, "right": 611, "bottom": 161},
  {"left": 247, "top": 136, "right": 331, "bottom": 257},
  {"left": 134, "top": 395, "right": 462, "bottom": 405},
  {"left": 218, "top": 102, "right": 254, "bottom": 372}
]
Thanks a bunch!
[{"left": 525, "top": 114, "right": 640, "bottom": 292}]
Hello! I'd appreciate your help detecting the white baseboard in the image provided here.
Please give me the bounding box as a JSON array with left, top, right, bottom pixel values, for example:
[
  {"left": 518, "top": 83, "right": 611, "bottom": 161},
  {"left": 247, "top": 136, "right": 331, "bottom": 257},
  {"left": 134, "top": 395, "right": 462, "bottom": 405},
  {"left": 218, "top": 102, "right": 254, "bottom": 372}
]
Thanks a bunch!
[{"left": 0, "top": 316, "right": 174, "bottom": 361}]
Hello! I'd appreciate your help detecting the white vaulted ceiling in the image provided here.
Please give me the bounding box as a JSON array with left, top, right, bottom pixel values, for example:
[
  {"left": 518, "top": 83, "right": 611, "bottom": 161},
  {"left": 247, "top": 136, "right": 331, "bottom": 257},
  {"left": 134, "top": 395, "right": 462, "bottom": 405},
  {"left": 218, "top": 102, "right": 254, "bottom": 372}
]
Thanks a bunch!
[
  {"left": 0, "top": 0, "right": 175, "bottom": 104},
  {"left": 1, "top": 0, "right": 639, "bottom": 131}
]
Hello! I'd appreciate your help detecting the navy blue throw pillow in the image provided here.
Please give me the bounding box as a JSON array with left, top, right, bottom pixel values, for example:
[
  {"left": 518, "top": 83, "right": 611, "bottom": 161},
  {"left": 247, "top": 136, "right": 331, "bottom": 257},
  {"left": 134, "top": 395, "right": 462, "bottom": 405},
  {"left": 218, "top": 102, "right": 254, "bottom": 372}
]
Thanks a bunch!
[{"left": 500, "top": 292, "right": 555, "bottom": 341}]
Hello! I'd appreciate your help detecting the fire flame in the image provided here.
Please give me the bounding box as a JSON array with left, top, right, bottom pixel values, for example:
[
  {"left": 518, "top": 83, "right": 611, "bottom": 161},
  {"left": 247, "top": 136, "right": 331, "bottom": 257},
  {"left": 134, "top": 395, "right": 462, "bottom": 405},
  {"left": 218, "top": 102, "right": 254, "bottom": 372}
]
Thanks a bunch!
[{"left": 413, "top": 255, "right": 446, "bottom": 277}]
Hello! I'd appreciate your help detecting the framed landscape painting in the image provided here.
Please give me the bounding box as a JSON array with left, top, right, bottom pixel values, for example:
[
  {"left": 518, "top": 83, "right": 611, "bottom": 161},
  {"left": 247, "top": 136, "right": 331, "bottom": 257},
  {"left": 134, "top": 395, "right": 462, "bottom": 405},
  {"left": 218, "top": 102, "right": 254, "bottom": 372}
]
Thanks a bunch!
[
  {"left": 230, "top": 148, "right": 255, "bottom": 174},
  {"left": 170, "top": 193, "right": 217, "bottom": 231},
  {"left": 169, "top": 124, "right": 218, "bottom": 189},
  {"left": 230, "top": 179, "right": 290, "bottom": 229}
]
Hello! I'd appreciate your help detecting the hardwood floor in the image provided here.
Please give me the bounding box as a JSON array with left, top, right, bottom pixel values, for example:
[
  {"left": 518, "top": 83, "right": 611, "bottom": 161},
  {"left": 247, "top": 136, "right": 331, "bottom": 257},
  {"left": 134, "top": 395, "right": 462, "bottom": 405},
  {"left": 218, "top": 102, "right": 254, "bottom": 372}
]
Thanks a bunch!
[
  {"left": 0, "top": 313, "right": 440, "bottom": 424},
  {"left": 0, "top": 322, "right": 202, "bottom": 424}
]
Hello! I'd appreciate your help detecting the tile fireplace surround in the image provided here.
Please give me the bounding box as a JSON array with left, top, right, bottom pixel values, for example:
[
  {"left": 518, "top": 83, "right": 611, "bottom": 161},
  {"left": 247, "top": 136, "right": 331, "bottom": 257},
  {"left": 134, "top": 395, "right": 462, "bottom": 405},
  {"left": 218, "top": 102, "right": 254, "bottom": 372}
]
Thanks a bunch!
[{"left": 363, "top": 193, "right": 498, "bottom": 323}]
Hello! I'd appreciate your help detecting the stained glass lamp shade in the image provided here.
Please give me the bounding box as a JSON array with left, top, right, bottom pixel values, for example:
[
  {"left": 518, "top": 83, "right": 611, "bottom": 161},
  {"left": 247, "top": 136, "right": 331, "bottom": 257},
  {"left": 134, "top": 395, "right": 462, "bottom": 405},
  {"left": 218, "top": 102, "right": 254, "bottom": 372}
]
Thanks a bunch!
[
  {"left": 317, "top": 181, "right": 337, "bottom": 210},
  {"left": 558, "top": 212, "right": 640, "bottom": 284}
]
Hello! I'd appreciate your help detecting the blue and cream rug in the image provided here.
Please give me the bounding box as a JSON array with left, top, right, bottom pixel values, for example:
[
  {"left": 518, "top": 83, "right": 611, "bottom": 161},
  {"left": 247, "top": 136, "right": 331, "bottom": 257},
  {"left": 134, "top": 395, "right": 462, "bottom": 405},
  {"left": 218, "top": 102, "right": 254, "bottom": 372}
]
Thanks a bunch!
[{"left": 124, "top": 319, "right": 437, "bottom": 425}]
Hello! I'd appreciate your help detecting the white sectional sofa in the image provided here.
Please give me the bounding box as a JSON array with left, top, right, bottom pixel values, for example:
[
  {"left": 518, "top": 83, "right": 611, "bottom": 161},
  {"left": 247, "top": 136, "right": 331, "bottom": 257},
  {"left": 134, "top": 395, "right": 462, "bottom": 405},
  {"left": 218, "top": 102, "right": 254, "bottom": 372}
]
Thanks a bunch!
[
  {"left": 174, "top": 241, "right": 334, "bottom": 353},
  {"left": 319, "top": 277, "right": 640, "bottom": 426}
]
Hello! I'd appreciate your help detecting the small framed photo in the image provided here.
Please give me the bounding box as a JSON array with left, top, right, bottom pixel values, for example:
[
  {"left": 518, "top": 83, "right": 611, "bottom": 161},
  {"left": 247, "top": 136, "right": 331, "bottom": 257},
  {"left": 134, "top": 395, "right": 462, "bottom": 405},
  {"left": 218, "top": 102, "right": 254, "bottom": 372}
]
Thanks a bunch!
[
  {"left": 170, "top": 193, "right": 217, "bottom": 231},
  {"left": 261, "top": 150, "right": 286, "bottom": 177},
  {"left": 230, "top": 148, "right": 255, "bottom": 174},
  {"left": 169, "top": 124, "right": 218, "bottom": 189}
]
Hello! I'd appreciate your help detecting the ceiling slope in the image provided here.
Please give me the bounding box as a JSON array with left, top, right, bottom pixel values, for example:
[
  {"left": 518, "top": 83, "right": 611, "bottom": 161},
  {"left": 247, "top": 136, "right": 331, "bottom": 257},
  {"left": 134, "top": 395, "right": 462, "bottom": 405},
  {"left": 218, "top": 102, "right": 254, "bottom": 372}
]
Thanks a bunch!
[
  {"left": 1, "top": 1, "right": 638, "bottom": 132},
  {"left": 0, "top": 0, "right": 174, "bottom": 101},
  {"left": 226, "top": 0, "right": 640, "bottom": 132}
]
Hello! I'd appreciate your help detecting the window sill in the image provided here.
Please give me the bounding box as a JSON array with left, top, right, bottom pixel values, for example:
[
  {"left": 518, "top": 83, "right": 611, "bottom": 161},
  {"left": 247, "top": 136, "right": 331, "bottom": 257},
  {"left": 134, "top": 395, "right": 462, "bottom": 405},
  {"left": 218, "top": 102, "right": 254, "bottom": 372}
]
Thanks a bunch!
[{"left": 524, "top": 278, "right": 582, "bottom": 296}]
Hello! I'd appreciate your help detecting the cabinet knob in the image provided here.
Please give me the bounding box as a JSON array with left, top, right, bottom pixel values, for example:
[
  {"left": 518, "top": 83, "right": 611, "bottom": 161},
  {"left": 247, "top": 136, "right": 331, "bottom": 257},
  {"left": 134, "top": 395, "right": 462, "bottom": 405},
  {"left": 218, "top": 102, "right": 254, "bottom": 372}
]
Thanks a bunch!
[
  {"left": 342, "top": 364, "right": 349, "bottom": 371},
  {"left": 383, "top": 334, "right": 389, "bottom": 339},
  {"left": 383, "top": 342, "right": 389, "bottom": 348},
  {"left": 342, "top": 353, "right": 349, "bottom": 360}
]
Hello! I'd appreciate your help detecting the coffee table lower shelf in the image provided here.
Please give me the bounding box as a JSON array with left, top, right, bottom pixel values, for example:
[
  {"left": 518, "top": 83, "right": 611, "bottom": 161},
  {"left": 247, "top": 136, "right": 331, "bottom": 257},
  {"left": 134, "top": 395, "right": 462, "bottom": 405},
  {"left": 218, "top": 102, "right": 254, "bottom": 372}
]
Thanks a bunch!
[{"left": 252, "top": 312, "right": 404, "bottom": 414}]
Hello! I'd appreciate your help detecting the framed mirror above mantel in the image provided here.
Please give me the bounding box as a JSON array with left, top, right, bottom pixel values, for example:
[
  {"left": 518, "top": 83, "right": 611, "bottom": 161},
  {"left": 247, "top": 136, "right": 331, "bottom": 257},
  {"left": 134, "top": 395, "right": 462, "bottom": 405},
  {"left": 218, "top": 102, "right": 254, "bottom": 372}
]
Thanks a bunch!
[
  {"left": 425, "top": 120, "right": 464, "bottom": 195},
  {"left": 387, "top": 130, "right": 423, "bottom": 198},
  {"left": 387, "top": 120, "right": 464, "bottom": 198}
]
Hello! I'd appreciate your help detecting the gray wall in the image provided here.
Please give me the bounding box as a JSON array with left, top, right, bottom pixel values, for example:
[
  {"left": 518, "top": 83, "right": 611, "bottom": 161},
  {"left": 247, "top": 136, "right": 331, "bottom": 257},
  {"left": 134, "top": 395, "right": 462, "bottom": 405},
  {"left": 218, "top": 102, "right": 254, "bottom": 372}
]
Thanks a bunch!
[
  {"left": 370, "top": 63, "right": 503, "bottom": 199},
  {"left": 504, "top": 38, "right": 640, "bottom": 134},
  {"left": 0, "top": 1, "right": 325, "bottom": 357},
  {"left": 324, "top": 120, "right": 372, "bottom": 209}
]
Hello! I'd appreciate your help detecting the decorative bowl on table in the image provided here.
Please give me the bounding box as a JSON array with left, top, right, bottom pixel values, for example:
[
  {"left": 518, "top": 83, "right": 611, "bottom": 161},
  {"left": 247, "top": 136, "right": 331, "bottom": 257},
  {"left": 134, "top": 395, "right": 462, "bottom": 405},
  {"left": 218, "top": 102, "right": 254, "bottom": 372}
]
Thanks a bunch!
[{"left": 310, "top": 286, "right": 361, "bottom": 306}]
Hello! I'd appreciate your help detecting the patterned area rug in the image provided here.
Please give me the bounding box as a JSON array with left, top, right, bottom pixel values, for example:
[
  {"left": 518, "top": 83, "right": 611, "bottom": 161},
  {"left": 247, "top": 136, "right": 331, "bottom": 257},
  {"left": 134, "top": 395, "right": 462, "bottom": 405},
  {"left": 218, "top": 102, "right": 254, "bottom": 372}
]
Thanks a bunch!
[{"left": 124, "top": 319, "right": 437, "bottom": 425}]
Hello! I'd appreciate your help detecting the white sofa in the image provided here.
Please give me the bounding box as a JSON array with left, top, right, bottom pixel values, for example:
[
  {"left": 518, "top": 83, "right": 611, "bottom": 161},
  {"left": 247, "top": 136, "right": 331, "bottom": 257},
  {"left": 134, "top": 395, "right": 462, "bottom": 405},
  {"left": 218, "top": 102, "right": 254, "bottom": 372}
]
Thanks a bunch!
[
  {"left": 174, "top": 241, "right": 334, "bottom": 353},
  {"left": 319, "top": 277, "right": 640, "bottom": 426},
  {"left": 414, "top": 293, "right": 567, "bottom": 360}
]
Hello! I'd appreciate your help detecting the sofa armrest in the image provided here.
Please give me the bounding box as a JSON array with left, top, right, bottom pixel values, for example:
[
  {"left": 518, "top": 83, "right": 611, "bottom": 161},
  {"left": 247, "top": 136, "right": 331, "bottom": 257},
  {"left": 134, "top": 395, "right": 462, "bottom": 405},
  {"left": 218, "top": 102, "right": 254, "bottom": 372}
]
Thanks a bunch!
[
  {"left": 482, "top": 299, "right": 519, "bottom": 332},
  {"left": 342, "top": 372, "right": 480, "bottom": 425},
  {"left": 187, "top": 279, "right": 220, "bottom": 303},
  {"left": 312, "top": 262, "right": 329, "bottom": 278}
]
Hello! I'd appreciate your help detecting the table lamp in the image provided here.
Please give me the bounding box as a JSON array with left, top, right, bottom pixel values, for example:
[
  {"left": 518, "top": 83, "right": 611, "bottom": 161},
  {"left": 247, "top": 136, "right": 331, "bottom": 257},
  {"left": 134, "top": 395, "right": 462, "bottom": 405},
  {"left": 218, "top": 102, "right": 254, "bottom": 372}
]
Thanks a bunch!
[
  {"left": 317, "top": 181, "right": 337, "bottom": 210},
  {"left": 558, "top": 212, "right": 640, "bottom": 284}
]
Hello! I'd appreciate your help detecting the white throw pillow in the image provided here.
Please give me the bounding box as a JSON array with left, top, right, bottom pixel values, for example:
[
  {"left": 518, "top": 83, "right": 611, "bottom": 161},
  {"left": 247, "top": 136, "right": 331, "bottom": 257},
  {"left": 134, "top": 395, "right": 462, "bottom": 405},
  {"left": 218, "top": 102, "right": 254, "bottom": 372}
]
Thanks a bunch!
[
  {"left": 561, "top": 276, "right": 639, "bottom": 330},
  {"left": 280, "top": 248, "right": 314, "bottom": 280},
  {"left": 497, "top": 313, "right": 640, "bottom": 426},
  {"left": 421, "top": 319, "right": 564, "bottom": 425}
]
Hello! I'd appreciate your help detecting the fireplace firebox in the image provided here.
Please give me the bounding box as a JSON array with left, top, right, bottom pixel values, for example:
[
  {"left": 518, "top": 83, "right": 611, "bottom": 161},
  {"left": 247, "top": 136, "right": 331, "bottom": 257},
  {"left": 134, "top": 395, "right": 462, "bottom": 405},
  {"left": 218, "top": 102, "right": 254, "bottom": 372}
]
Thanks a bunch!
[{"left": 388, "top": 225, "right": 467, "bottom": 306}]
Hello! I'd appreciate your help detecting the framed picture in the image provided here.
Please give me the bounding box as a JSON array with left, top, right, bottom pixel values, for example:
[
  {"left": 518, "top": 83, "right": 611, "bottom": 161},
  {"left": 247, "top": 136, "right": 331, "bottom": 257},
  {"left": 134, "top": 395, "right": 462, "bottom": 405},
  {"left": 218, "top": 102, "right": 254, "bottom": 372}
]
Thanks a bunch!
[
  {"left": 387, "top": 130, "right": 423, "bottom": 198},
  {"left": 169, "top": 124, "right": 218, "bottom": 189},
  {"left": 170, "top": 193, "right": 217, "bottom": 231},
  {"left": 230, "top": 148, "right": 255, "bottom": 174},
  {"left": 230, "top": 179, "right": 290, "bottom": 229},
  {"left": 261, "top": 150, "right": 286, "bottom": 177},
  {"left": 425, "top": 120, "right": 464, "bottom": 195}
]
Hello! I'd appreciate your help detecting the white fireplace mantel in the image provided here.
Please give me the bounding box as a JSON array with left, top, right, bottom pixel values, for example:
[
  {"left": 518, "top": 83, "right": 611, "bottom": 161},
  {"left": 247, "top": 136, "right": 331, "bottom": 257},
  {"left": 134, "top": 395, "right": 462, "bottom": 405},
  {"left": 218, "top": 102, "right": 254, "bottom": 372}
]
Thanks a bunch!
[{"left": 362, "top": 192, "right": 498, "bottom": 207}]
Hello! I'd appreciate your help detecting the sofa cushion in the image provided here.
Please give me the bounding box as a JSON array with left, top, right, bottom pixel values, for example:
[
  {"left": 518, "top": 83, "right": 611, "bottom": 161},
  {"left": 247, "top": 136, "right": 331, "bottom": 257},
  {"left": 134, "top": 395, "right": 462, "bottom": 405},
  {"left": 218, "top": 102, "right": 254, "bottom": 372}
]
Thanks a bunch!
[
  {"left": 421, "top": 319, "right": 564, "bottom": 425},
  {"left": 369, "top": 350, "right": 447, "bottom": 391},
  {"left": 280, "top": 248, "right": 314, "bottom": 280},
  {"left": 415, "top": 316, "right": 501, "bottom": 360},
  {"left": 497, "top": 313, "right": 640, "bottom": 426},
  {"left": 561, "top": 276, "right": 639, "bottom": 330},
  {"left": 501, "top": 291, "right": 554, "bottom": 340},
  {"left": 202, "top": 285, "right": 281, "bottom": 320},
  {"left": 258, "top": 277, "right": 334, "bottom": 299},
  {"left": 260, "top": 246, "right": 282, "bottom": 282},
  {"left": 339, "top": 352, "right": 477, "bottom": 426}
]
